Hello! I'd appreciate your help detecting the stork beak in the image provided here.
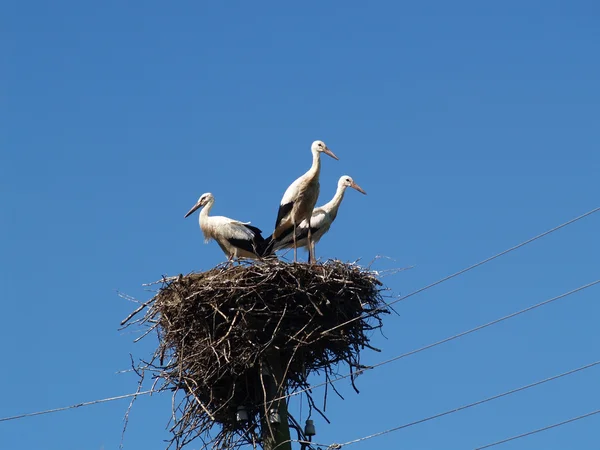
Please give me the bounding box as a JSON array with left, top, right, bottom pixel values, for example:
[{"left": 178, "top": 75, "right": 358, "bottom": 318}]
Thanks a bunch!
[
  {"left": 184, "top": 201, "right": 202, "bottom": 218},
  {"left": 351, "top": 181, "right": 367, "bottom": 195},
  {"left": 323, "top": 147, "right": 339, "bottom": 161}
]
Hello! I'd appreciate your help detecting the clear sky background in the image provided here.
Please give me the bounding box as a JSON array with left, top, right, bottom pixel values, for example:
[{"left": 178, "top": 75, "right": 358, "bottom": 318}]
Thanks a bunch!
[{"left": 2, "top": 1, "right": 599, "bottom": 449}]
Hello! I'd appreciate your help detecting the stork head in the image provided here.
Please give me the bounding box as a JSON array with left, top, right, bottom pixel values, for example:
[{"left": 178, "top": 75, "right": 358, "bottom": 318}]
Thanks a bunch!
[
  {"left": 339, "top": 175, "right": 367, "bottom": 195},
  {"left": 184, "top": 192, "right": 214, "bottom": 218},
  {"left": 311, "top": 140, "right": 339, "bottom": 160}
]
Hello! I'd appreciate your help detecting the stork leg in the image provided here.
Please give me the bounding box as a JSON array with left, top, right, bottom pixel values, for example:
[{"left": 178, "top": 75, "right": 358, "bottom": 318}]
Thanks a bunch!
[
  {"left": 292, "top": 223, "right": 298, "bottom": 263},
  {"left": 307, "top": 227, "right": 314, "bottom": 264}
]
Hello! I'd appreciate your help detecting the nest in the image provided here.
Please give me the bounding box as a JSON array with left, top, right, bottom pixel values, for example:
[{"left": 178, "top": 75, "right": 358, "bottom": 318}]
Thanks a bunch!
[{"left": 122, "top": 259, "right": 389, "bottom": 450}]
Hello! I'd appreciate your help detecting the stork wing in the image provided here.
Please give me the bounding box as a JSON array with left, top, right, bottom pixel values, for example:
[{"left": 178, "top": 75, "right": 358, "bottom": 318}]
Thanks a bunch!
[
  {"left": 243, "top": 223, "right": 263, "bottom": 236},
  {"left": 219, "top": 221, "right": 264, "bottom": 256},
  {"left": 273, "top": 225, "right": 294, "bottom": 246},
  {"left": 261, "top": 234, "right": 275, "bottom": 256},
  {"left": 274, "top": 201, "right": 293, "bottom": 229},
  {"left": 272, "top": 209, "right": 327, "bottom": 250},
  {"left": 275, "top": 174, "right": 306, "bottom": 230},
  {"left": 227, "top": 237, "right": 259, "bottom": 255},
  {"left": 219, "top": 217, "right": 263, "bottom": 237},
  {"left": 295, "top": 209, "right": 327, "bottom": 241},
  {"left": 294, "top": 226, "right": 316, "bottom": 243},
  {"left": 217, "top": 240, "right": 230, "bottom": 256}
]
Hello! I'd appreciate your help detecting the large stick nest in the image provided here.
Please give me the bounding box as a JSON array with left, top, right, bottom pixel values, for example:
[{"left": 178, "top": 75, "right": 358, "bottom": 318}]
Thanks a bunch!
[{"left": 122, "top": 259, "right": 389, "bottom": 449}]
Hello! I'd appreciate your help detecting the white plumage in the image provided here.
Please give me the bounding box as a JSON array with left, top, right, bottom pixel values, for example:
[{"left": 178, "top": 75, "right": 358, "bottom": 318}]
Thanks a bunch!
[
  {"left": 272, "top": 140, "right": 339, "bottom": 263},
  {"left": 184, "top": 193, "right": 266, "bottom": 260},
  {"left": 269, "top": 175, "right": 366, "bottom": 256}
]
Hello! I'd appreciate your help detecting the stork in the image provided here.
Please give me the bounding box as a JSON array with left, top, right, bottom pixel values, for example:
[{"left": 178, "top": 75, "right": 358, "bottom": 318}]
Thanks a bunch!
[
  {"left": 272, "top": 140, "right": 339, "bottom": 263},
  {"left": 184, "top": 192, "right": 266, "bottom": 260},
  {"left": 268, "top": 175, "right": 366, "bottom": 258}
]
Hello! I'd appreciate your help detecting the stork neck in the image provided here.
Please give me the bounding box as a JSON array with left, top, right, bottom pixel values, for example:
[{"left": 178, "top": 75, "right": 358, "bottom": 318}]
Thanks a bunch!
[
  {"left": 323, "top": 184, "right": 346, "bottom": 214},
  {"left": 309, "top": 148, "right": 321, "bottom": 177},
  {"left": 199, "top": 199, "right": 214, "bottom": 222}
]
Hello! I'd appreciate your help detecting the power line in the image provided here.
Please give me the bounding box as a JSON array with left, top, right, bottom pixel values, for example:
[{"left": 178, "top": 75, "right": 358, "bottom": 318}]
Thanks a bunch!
[
  {"left": 321, "top": 206, "right": 600, "bottom": 336},
  {"left": 321, "top": 359, "right": 600, "bottom": 448},
  {"left": 2, "top": 278, "right": 598, "bottom": 425},
  {"left": 273, "top": 278, "right": 600, "bottom": 403},
  {"left": 0, "top": 390, "right": 155, "bottom": 423},
  {"left": 474, "top": 408, "right": 600, "bottom": 449},
  {"left": 243, "top": 407, "right": 600, "bottom": 450},
  {"left": 1, "top": 208, "right": 597, "bottom": 425}
]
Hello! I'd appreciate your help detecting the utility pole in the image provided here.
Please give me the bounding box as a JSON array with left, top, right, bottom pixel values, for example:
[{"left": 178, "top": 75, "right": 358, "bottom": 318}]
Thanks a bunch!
[{"left": 262, "top": 350, "right": 292, "bottom": 450}]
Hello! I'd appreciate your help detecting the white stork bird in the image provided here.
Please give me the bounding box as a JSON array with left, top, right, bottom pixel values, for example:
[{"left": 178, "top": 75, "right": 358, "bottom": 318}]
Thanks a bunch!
[
  {"left": 268, "top": 175, "right": 366, "bottom": 257},
  {"left": 184, "top": 192, "right": 267, "bottom": 260},
  {"left": 272, "top": 140, "right": 339, "bottom": 263}
]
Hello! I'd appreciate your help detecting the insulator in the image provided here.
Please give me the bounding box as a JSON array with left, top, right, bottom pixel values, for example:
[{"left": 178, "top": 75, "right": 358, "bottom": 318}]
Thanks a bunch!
[
  {"left": 236, "top": 405, "right": 248, "bottom": 422},
  {"left": 268, "top": 408, "right": 281, "bottom": 425},
  {"left": 304, "top": 419, "right": 316, "bottom": 436}
]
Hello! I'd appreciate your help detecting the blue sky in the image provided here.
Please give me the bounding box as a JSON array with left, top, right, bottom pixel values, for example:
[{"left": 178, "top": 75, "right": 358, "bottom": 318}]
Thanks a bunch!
[{"left": 2, "top": 1, "right": 599, "bottom": 449}]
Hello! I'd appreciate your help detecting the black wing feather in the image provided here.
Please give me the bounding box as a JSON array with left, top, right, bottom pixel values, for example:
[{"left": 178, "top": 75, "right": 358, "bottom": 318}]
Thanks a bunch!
[
  {"left": 243, "top": 224, "right": 263, "bottom": 235},
  {"left": 277, "top": 226, "right": 294, "bottom": 242},
  {"left": 294, "top": 226, "right": 320, "bottom": 242},
  {"left": 275, "top": 202, "right": 294, "bottom": 229},
  {"left": 227, "top": 237, "right": 259, "bottom": 255},
  {"left": 260, "top": 235, "right": 275, "bottom": 257},
  {"left": 228, "top": 225, "right": 266, "bottom": 256},
  {"left": 271, "top": 224, "right": 319, "bottom": 250},
  {"left": 217, "top": 241, "right": 230, "bottom": 256}
]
